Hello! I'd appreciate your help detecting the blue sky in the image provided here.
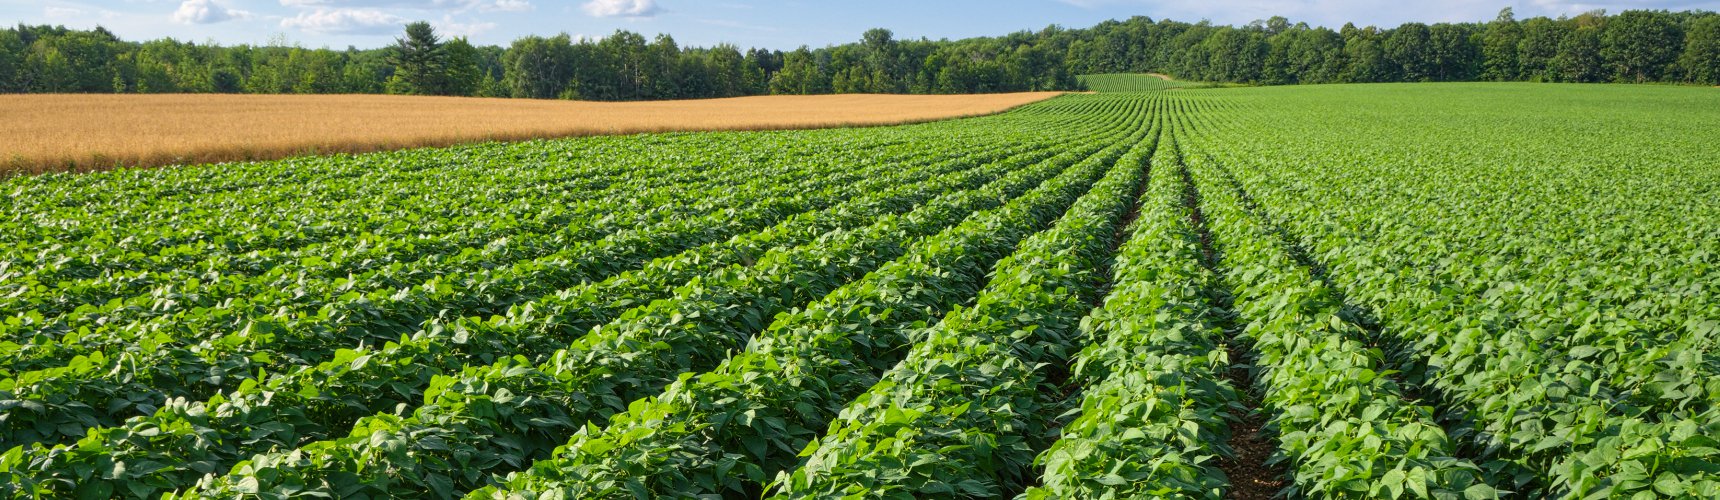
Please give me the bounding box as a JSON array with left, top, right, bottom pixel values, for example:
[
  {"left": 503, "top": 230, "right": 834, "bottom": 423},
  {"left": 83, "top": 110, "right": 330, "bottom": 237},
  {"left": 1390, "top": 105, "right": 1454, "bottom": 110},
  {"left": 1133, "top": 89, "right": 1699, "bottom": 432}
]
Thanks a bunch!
[{"left": 8, "top": 0, "right": 1719, "bottom": 49}]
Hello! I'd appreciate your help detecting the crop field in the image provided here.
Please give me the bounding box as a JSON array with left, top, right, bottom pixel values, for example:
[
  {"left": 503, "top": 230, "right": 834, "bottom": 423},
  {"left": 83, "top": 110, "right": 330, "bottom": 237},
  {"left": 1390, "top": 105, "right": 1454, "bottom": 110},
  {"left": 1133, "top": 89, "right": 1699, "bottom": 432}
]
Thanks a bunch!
[
  {"left": 0, "top": 92, "right": 1061, "bottom": 175},
  {"left": 1079, "top": 73, "right": 1197, "bottom": 91},
  {"left": 2, "top": 79, "right": 1718, "bottom": 499}
]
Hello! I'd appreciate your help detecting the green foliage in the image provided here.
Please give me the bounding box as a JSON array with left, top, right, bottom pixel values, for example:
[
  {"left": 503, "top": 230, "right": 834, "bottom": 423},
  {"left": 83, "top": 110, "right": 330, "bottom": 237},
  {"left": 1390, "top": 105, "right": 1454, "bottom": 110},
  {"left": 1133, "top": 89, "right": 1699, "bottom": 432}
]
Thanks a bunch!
[
  {"left": 388, "top": 21, "right": 449, "bottom": 95},
  {"left": 1179, "top": 82, "right": 1720, "bottom": 498},
  {"left": 0, "top": 131, "right": 1032, "bottom": 459},
  {"left": 5, "top": 83, "right": 1720, "bottom": 500},
  {"left": 1077, "top": 73, "right": 1196, "bottom": 91},
  {"left": 0, "top": 95, "right": 1149, "bottom": 499},
  {"left": 1024, "top": 121, "right": 1236, "bottom": 499},
  {"left": 7, "top": 10, "right": 1720, "bottom": 100},
  {"left": 475, "top": 97, "right": 1149, "bottom": 499},
  {"left": 1481, "top": 8, "right": 1524, "bottom": 81},
  {"left": 1185, "top": 147, "right": 1495, "bottom": 499},
  {"left": 767, "top": 102, "right": 1157, "bottom": 498},
  {"left": 440, "top": 38, "right": 484, "bottom": 97},
  {"left": 189, "top": 151, "right": 1067, "bottom": 497},
  {"left": 500, "top": 34, "right": 574, "bottom": 99},
  {"left": 0, "top": 30, "right": 22, "bottom": 92},
  {"left": 1680, "top": 16, "right": 1720, "bottom": 84},
  {"left": 768, "top": 47, "right": 826, "bottom": 95},
  {"left": 1555, "top": 20, "right": 1608, "bottom": 83},
  {"left": 1602, "top": 10, "right": 1682, "bottom": 83}
]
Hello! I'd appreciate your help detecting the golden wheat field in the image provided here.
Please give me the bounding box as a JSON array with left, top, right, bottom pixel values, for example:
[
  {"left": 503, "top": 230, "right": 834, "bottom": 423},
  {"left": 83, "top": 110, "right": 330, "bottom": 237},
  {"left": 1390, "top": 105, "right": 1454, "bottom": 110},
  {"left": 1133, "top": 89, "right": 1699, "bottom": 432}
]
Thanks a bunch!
[{"left": 1, "top": 92, "right": 1062, "bottom": 174}]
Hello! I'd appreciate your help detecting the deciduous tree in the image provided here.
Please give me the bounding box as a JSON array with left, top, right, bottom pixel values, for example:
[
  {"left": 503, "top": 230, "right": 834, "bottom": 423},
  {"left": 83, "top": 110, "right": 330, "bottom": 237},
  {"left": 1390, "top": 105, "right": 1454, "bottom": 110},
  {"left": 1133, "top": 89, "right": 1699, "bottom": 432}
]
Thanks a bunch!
[{"left": 1603, "top": 10, "right": 1682, "bottom": 82}]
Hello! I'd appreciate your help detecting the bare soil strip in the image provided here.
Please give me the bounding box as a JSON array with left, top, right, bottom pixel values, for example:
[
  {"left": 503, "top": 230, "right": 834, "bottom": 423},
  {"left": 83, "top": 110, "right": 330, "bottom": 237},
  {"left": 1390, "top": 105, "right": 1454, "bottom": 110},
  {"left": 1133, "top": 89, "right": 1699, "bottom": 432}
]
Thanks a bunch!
[
  {"left": 1173, "top": 140, "right": 1286, "bottom": 500},
  {"left": 1201, "top": 152, "right": 1521, "bottom": 485},
  {"left": 1, "top": 92, "right": 1061, "bottom": 174}
]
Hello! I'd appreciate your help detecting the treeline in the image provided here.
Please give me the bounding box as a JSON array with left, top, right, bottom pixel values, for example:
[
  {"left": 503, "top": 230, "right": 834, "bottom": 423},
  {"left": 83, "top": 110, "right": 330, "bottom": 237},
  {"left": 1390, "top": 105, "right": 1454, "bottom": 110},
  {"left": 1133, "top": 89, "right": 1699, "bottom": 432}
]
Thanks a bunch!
[
  {"left": 1063, "top": 9, "right": 1720, "bottom": 85},
  {"left": 1, "top": 8, "right": 1717, "bottom": 100},
  {"left": 0, "top": 22, "right": 1075, "bottom": 99}
]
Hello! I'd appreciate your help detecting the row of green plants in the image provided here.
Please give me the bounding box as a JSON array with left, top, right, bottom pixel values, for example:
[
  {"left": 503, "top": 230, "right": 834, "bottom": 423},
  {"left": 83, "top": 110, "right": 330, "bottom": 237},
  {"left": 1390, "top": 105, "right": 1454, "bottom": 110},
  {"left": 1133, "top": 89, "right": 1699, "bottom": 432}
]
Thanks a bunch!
[
  {"left": 470, "top": 96, "right": 1162, "bottom": 499},
  {"left": 13, "top": 85, "right": 1710, "bottom": 498},
  {"left": 0, "top": 145, "right": 850, "bottom": 370},
  {"left": 1, "top": 133, "right": 865, "bottom": 310},
  {"left": 0, "top": 104, "right": 1111, "bottom": 451},
  {"left": 1179, "top": 84, "right": 1720, "bottom": 497},
  {"left": 0, "top": 149, "right": 891, "bottom": 450},
  {"left": 1183, "top": 136, "right": 1497, "bottom": 498},
  {"left": 0, "top": 98, "right": 1118, "bottom": 308},
  {"left": 151, "top": 94, "right": 1155, "bottom": 498},
  {"left": 1208, "top": 87, "right": 1720, "bottom": 422},
  {"left": 1021, "top": 131, "right": 1237, "bottom": 498},
  {"left": 764, "top": 110, "right": 1157, "bottom": 497},
  {"left": 164, "top": 96, "right": 1156, "bottom": 498},
  {"left": 0, "top": 93, "right": 1142, "bottom": 498},
  {"left": 0, "top": 135, "right": 1064, "bottom": 498},
  {"left": 0, "top": 101, "right": 1112, "bottom": 352}
]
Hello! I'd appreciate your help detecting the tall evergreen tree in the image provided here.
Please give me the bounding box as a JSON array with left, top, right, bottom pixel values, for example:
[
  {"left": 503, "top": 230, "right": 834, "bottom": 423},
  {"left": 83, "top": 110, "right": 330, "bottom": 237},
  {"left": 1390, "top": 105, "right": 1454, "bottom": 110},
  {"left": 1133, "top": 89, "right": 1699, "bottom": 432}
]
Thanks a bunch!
[{"left": 388, "top": 21, "right": 448, "bottom": 95}]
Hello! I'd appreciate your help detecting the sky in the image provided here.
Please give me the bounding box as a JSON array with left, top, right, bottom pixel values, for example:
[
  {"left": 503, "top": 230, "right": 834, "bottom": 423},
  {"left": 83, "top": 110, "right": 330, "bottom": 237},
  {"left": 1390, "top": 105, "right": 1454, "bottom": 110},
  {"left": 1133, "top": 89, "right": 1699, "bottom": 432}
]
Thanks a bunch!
[{"left": 8, "top": 0, "right": 1720, "bottom": 50}]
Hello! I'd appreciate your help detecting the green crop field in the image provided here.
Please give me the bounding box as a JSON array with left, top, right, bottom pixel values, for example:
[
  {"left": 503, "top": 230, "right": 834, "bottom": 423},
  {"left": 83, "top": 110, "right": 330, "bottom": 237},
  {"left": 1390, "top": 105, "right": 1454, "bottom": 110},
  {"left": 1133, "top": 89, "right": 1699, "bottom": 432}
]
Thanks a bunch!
[
  {"left": 3, "top": 81, "right": 1719, "bottom": 499},
  {"left": 1079, "top": 73, "right": 1200, "bottom": 91}
]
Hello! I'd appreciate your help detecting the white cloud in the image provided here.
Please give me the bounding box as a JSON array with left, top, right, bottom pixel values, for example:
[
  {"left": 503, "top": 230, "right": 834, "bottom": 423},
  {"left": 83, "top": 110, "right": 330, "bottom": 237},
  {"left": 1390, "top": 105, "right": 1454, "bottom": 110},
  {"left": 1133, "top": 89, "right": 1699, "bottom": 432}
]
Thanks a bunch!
[
  {"left": 44, "top": 6, "right": 87, "bottom": 18},
  {"left": 435, "top": 14, "right": 497, "bottom": 37},
  {"left": 581, "top": 0, "right": 662, "bottom": 18},
  {"left": 267, "top": 0, "right": 526, "bottom": 37},
  {"left": 281, "top": 8, "right": 406, "bottom": 34},
  {"left": 484, "top": 0, "right": 532, "bottom": 12},
  {"left": 279, "top": 0, "right": 531, "bottom": 13},
  {"left": 172, "top": 0, "right": 251, "bottom": 24}
]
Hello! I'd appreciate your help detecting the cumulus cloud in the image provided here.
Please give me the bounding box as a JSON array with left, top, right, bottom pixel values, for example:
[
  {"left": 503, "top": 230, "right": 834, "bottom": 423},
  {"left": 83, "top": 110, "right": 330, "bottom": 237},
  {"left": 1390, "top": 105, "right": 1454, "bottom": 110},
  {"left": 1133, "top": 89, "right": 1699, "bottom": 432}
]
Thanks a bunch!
[
  {"left": 281, "top": 8, "right": 407, "bottom": 34},
  {"left": 485, "top": 0, "right": 532, "bottom": 12},
  {"left": 582, "top": 0, "right": 662, "bottom": 18},
  {"left": 435, "top": 14, "right": 498, "bottom": 37},
  {"left": 279, "top": 0, "right": 532, "bottom": 13},
  {"left": 45, "top": 6, "right": 87, "bottom": 18},
  {"left": 172, "top": 0, "right": 251, "bottom": 24}
]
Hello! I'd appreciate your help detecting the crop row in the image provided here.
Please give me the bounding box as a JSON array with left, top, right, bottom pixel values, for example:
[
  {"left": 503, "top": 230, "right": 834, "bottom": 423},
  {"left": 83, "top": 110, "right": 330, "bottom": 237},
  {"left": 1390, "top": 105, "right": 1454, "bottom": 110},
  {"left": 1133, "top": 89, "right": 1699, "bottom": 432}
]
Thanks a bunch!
[
  {"left": 1, "top": 104, "right": 1112, "bottom": 355},
  {"left": 1183, "top": 134, "right": 1497, "bottom": 497},
  {"left": 20, "top": 86, "right": 1702, "bottom": 499},
  {"left": 1021, "top": 128, "right": 1236, "bottom": 498},
  {"left": 1218, "top": 153, "right": 1720, "bottom": 498},
  {"left": 147, "top": 95, "right": 1161, "bottom": 499},
  {"left": 1, "top": 134, "right": 885, "bottom": 293},
  {"left": 1175, "top": 86, "right": 1720, "bottom": 498},
  {"left": 764, "top": 106, "right": 1157, "bottom": 498},
  {"left": 0, "top": 130, "right": 1070, "bottom": 498},
  {"left": 0, "top": 140, "right": 895, "bottom": 325},
  {"left": 0, "top": 105, "right": 1087, "bottom": 415},
  {"left": 1, "top": 149, "right": 850, "bottom": 368},
  {"left": 175, "top": 145, "right": 1079, "bottom": 497},
  {"left": 0, "top": 119, "right": 1033, "bottom": 354},
  {"left": 0, "top": 149, "right": 915, "bottom": 450},
  {"left": 469, "top": 95, "right": 1165, "bottom": 500}
]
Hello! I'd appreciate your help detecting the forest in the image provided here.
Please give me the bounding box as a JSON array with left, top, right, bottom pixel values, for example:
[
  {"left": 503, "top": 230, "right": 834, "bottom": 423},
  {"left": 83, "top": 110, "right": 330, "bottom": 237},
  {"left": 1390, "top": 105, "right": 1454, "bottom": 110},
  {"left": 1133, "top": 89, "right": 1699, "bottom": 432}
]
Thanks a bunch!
[{"left": 1, "top": 8, "right": 1716, "bottom": 100}]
